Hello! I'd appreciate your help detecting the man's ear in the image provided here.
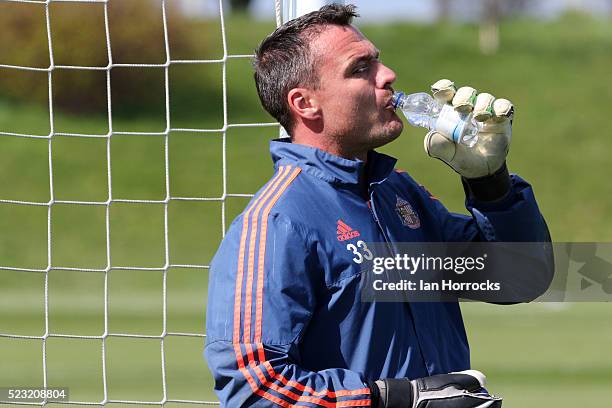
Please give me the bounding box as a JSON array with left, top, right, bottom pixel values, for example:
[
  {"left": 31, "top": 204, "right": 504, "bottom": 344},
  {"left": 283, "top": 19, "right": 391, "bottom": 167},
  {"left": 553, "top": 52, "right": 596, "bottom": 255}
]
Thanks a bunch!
[{"left": 287, "top": 88, "right": 321, "bottom": 122}]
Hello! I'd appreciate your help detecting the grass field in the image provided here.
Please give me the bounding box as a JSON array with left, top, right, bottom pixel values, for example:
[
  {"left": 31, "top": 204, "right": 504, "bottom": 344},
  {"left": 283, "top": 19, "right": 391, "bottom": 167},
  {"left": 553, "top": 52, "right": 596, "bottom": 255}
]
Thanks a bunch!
[{"left": 1, "top": 13, "right": 612, "bottom": 407}]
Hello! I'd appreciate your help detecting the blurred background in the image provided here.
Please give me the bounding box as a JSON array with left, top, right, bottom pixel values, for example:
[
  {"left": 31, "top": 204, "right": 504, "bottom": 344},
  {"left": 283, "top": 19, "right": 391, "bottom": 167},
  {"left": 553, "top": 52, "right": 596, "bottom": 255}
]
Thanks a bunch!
[{"left": 0, "top": 0, "right": 611, "bottom": 406}]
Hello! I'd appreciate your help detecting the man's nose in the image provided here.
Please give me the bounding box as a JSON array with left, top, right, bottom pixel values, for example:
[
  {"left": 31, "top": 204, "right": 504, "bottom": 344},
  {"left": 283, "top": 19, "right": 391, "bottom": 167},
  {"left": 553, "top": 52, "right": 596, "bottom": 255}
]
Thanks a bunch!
[{"left": 377, "top": 63, "right": 397, "bottom": 90}]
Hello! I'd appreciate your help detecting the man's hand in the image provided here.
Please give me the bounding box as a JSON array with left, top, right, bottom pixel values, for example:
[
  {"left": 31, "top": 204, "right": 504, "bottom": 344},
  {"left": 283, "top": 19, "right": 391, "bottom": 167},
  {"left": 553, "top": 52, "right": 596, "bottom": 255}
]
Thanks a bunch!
[
  {"left": 424, "top": 79, "right": 514, "bottom": 180},
  {"left": 373, "top": 369, "right": 502, "bottom": 408}
]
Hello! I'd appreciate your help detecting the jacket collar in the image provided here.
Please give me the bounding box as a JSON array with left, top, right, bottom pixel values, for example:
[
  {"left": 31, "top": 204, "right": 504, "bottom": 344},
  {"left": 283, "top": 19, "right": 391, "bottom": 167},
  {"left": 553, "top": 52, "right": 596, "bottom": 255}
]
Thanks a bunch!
[{"left": 270, "top": 138, "right": 397, "bottom": 187}]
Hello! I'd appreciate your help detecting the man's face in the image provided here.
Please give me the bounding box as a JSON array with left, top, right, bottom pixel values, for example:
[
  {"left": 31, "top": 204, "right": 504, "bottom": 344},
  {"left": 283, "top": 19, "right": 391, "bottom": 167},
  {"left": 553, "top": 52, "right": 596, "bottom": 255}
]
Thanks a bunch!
[{"left": 309, "top": 25, "right": 403, "bottom": 154}]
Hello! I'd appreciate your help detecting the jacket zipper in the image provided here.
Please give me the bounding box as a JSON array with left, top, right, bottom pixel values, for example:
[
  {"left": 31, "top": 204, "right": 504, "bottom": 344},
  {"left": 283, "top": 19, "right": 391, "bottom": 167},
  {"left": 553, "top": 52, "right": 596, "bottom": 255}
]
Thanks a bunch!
[
  {"left": 369, "top": 184, "right": 432, "bottom": 373},
  {"left": 368, "top": 185, "right": 394, "bottom": 255}
]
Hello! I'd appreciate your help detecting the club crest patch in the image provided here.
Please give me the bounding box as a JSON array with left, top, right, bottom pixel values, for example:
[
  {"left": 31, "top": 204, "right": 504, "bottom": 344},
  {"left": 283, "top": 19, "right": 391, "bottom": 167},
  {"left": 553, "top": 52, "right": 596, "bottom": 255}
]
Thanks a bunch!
[{"left": 395, "top": 196, "right": 420, "bottom": 229}]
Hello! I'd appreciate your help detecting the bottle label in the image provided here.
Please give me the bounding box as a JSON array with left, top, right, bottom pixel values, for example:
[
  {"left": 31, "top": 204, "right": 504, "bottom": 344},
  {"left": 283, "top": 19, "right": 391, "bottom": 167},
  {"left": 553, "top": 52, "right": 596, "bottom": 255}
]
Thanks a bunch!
[{"left": 434, "top": 104, "right": 465, "bottom": 143}]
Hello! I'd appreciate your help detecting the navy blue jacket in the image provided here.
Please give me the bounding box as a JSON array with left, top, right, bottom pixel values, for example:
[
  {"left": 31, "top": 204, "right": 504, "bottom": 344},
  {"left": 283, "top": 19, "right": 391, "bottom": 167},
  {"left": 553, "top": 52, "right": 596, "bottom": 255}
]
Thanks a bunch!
[{"left": 205, "top": 139, "right": 550, "bottom": 407}]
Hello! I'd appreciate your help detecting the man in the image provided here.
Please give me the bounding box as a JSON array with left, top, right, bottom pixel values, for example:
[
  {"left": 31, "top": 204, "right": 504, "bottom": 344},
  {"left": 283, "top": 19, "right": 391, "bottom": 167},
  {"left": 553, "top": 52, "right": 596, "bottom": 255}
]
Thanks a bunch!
[{"left": 205, "top": 4, "right": 552, "bottom": 407}]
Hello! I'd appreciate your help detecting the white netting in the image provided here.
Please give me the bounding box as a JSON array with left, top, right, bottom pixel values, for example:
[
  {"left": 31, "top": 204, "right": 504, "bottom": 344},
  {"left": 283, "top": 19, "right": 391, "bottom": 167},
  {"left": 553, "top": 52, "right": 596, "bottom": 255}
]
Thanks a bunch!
[{"left": 0, "top": 0, "right": 286, "bottom": 405}]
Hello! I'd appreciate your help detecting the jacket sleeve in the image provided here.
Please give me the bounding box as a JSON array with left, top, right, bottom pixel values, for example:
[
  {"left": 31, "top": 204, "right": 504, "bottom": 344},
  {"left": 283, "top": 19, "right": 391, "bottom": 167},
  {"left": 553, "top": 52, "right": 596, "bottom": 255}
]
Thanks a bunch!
[
  {"left": 432, "top": 174, "right": 551, "bottom": 243},
  {"left": 428, "top": 173, "right": 554, "bottom": 302},
  {"left": 205, "top": 212, "right": 372, "bottom": 407}
]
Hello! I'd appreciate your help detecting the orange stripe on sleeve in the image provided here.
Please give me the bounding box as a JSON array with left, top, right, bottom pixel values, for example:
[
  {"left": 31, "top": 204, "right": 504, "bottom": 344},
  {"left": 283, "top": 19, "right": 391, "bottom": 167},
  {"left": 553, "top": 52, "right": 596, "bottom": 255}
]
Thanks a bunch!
[
  {"left": 254, "top": 390, "right": 370, "bottom": 408},
  {"left": 233, "top": 343, "right": 259, "bottom": 392},
  {"left": 233, "top": 167, "right": 288, "bottom": 345},
  {"left": 243, "top": 166, "right": 294, "bottom": 363},
  {"left": 261, "top": 361, "right": 370, "bottom": 399},
  {"left": 252, "top": 364, "right": 370, "bottom": 408},
  {"left": 254, "top": 167, "right": 302, "bottom": 344}
]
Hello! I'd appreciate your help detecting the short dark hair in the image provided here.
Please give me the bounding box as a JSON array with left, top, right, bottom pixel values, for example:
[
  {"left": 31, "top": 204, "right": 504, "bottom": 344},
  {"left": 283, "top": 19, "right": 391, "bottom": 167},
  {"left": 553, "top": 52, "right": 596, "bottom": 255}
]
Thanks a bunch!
[{"left": 253, "top": 3, "right": 359, "bottom": 135}]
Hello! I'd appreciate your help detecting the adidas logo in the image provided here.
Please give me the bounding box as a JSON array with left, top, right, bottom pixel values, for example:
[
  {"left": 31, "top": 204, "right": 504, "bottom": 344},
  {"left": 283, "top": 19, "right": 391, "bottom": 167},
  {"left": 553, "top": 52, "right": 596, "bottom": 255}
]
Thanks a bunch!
[{"left": 337, "top": 219, "right": 360, "bottom": 241}]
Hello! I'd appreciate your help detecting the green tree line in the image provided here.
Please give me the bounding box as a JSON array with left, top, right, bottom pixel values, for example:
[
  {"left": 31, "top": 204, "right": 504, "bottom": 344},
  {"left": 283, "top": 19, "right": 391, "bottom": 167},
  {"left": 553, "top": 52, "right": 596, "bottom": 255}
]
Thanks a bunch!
[{"left": 0, "top": 0, "right": 218, "bottom": 118}]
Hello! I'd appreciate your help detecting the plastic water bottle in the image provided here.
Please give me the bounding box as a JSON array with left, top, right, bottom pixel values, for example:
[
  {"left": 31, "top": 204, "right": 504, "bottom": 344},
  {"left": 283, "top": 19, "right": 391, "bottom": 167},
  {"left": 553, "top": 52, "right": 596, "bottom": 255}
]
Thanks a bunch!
[{"left": 391, "top": 91, "right": 480, "bottom": 147}]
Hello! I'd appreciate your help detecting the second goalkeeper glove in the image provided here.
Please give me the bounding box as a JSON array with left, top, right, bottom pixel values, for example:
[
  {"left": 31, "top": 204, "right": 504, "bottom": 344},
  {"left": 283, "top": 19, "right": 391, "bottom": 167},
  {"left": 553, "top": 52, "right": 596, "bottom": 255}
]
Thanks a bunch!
[{"left": 371, "top": 369, "right": 502, "bottom": 408}]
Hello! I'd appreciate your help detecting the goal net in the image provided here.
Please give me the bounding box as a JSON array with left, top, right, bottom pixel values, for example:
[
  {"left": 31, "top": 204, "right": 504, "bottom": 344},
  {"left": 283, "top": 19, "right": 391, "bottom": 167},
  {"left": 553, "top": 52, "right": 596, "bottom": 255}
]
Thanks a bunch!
[{"left": 0, "top": 0, "right": 337, "bottom": 405}]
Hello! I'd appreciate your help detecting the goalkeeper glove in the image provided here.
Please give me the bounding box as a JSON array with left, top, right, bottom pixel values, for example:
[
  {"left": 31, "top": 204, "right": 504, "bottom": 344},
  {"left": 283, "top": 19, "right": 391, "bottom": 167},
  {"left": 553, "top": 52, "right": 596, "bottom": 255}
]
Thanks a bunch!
[
  {"left": 424, "top": 79, "right": 515, "bottom": 202},
  {"left": 371, "top": 369, "right": 502, "bottom": 408}
]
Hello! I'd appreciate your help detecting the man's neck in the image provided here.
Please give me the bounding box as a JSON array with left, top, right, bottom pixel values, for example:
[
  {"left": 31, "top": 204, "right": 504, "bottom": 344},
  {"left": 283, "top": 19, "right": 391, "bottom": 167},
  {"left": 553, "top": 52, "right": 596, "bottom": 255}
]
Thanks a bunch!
[{"left": 292, "top": 133, "right": 368, "bottom": 163}]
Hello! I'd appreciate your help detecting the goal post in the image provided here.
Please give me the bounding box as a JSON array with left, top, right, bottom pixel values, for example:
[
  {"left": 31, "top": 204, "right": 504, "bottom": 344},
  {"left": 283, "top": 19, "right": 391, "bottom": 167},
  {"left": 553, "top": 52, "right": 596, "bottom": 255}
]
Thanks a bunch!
[{"left": 280, "top": 0, "right": 345, "bottom": 24}]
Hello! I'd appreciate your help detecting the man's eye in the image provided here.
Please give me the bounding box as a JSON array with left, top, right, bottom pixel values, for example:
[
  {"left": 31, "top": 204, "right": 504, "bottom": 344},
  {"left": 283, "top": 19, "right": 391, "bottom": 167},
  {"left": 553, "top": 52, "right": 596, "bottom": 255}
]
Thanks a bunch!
[{"left": 353, "top": 65, "right": 369, "bottom": 74}]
